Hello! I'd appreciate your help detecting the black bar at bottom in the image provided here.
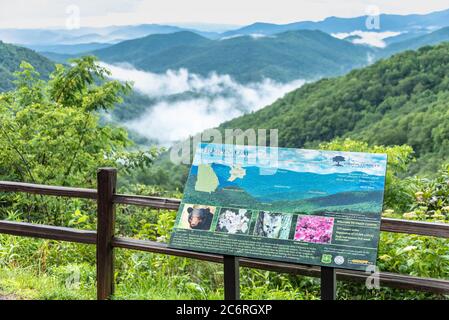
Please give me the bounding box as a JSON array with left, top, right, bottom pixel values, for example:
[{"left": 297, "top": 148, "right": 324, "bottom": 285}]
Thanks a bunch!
[
  {"left": 224, "top": 255, "right": 240, "bottom": 300},
  {"left": 321, "top": 266, "right": 337, "bottom": 300}
]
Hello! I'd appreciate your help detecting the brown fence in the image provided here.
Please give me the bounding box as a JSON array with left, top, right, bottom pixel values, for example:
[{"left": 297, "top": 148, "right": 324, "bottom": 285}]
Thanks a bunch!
[{"left": 1, "top": 168, "right": 449, "bottom": 300}]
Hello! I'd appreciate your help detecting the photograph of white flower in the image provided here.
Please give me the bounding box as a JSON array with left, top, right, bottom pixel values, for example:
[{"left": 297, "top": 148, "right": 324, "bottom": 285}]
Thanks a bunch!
[{"left": 215, "top": 208, "right": 252, "bottom": 234}]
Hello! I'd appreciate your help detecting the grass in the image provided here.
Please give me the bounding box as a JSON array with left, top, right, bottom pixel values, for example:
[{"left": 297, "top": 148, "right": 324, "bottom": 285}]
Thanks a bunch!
[
  {"left": 1, "top": 264, "right": 447, "bottom": 300},
  {"left": 0, "top": 267, "right": 95, "bottom": 300},
  {"left": 0, "top": 236, "right": 447, "bottom": 300},
  {"left": 0, "top": 262, "right": 319, "bottom": 300}
]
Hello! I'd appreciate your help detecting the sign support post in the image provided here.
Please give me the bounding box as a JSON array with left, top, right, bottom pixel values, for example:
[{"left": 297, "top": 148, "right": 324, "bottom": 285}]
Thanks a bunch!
[
  {"left": 224, "top": 255, "right": 240, "bottom": 300},
  {"left": 320, "top": 266, "right": 337, "bottom": 300}
]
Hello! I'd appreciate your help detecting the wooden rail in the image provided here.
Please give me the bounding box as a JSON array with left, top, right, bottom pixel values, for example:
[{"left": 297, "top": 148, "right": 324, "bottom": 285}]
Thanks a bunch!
[{"left": 1, "top": 168, "right": 449, "bottom": 299}]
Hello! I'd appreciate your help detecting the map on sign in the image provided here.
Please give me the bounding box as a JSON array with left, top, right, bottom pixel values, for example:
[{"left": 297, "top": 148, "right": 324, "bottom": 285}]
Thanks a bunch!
[{"left": 169, "top": 143, "right": 387, "bottom": 271}]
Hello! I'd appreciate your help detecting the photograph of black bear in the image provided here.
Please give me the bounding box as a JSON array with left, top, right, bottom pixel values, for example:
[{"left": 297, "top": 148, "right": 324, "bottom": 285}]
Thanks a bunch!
[{"left": 187, "top": 206, "right": 214, "bottom": 230}]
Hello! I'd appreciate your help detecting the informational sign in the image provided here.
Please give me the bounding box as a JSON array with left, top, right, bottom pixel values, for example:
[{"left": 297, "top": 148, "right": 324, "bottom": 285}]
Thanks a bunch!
[{"left": 169, "top": 143, "right": 387, "bottom": 271}]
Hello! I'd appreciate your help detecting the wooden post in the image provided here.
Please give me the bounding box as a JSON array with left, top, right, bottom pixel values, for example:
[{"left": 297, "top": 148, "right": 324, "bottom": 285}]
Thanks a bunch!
[
  {"left": 224, "top": 255, "right": 240, "bottom": 300},
  {"left": 320, "top": 266, "right": 337, "bottom": 300},
  {"left": 96, "top": 168, "right": 117, "bottom": 300}
]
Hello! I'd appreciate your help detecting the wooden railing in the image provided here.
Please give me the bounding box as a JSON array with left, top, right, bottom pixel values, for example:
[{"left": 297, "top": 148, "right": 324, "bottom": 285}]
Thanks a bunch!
[{"left": 1, "top": 168, "right": 449, "bottom": 300}]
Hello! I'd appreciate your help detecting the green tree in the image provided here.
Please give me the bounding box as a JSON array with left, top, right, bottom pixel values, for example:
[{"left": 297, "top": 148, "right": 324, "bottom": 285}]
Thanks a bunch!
[
  {"left": 0, "top": 57, "right": 158, "bottom": 187},
  {"left": 0, "top": 57, "right": 160, "bottom": 227},
  {"left": 332, "top": 155, "right": 346, "bottom": 166}
]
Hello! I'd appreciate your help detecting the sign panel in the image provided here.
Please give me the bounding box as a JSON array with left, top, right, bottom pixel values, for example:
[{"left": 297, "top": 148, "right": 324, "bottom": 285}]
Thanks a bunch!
[{"left": 169, "top": 143, "right": 387, "bottom": 271}]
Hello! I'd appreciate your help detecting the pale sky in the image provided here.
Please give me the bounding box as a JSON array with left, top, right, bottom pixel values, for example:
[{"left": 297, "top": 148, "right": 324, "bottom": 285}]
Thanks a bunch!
[{"left": 0, "top": 0, "right": 449, "bottom": 29}]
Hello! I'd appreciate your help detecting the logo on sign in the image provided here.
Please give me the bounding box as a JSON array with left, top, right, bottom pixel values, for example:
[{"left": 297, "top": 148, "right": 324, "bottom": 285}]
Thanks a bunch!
[{"left": 321, "top": 254, "right": 332, "bottom": 264}]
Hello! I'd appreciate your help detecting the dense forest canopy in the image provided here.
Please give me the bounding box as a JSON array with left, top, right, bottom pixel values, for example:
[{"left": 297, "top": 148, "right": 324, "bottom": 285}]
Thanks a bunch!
[{"left": 0, "top": 41, "right": 55, "bottom": 92}]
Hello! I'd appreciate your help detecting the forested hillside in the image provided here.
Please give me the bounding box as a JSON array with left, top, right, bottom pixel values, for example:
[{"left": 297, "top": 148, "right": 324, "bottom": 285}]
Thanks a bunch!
[
  {"left": 92, "top": 31, "right": 212, "bottom": 64},
  {"left": 220, "top": 43, "right": 449, "bottom": 174},
  {"left": 0, "top": 41, "right": 55, "bottom": 91},
  {"left": 92, "top": 30, "right": 372, "bottom": 82}
]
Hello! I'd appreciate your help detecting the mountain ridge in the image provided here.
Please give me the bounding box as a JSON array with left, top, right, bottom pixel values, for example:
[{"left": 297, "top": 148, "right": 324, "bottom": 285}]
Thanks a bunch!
[
  {"left": 222, "top": 8, "right": 449, "bottom": 37},
  {"left": 90, "top": 29, "right": 372, "bottom": 83}
]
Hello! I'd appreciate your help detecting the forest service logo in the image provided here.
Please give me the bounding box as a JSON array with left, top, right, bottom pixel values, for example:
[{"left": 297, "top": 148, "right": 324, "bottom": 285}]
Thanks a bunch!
[
  {"left": 334, "top": 256, "right": 345, "bottom": 265},
  {"left": 321, "top": 254, "right": 332, "bottom": 264}
]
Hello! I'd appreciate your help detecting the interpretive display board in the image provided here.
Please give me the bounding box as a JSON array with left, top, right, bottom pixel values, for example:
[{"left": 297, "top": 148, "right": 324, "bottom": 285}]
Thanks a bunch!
[{"left": 169, "top": 143, "right": 387, "bottom": 271}]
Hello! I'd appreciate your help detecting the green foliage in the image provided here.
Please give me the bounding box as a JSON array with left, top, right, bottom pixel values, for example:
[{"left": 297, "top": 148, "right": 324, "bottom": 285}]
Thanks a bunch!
[
  {"left": 120, "top": 158, "right": 190, "bottom": 191},
  {"left": 0, "top": 58, "right": 160, "bottom": 228},
  {"left": 378, "top": 233, "right": 449, "bottom": 279},
  {"left": 0, "top": 57, "right": 153, "bottom": 187},
  {"left": 399, "top": 164, "right": 449, "bottom": 221},
  {"left": 0, "top": 41, "right": 55, "bottom": 92}
]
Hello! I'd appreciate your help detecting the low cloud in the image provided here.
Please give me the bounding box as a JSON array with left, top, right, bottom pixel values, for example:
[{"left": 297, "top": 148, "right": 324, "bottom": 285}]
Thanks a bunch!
[
  {"left": 332, "top": 30, "right": 401, "bottom": 48},
  {"left": 219, "top": 33, "right": 274, "bottom": 41},
  {"left": 101, "top": 62, "right": 305, "bottom": 146}
]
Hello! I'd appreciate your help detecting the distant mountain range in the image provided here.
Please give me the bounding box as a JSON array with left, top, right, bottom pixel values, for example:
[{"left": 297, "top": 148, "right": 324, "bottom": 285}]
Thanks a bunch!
[
  {"left": 26, "top": 43, "right": 112, "bottom": 55},
  {"left": 35, "top": 24, "right": 449, "bottom": 64},
  {"left": 0, "top": 10, "right": 448, "bottom": 106},
  {"left": 71, "top": 24, "right": 449, "bottom": 83},
  {"left": 0, "top": 8, "right": 447, "bottom": 86},
  {"left": 90, "top": 30, "right": 372, "bottom": 82},
  {"left": 1, "top": 25, "right": 446, "bottom": 90},
  {"left": 222, "top": 8, "right": 449, "bottom": 38},
  {"left": 2, "top": 8, "right": 449, "bottom": 49},
  {"left": 0, "top": 24, "right": 219, "bottom": 46},
  {"left": 380, "top": 26, "right": 449, "bottom": 57}
]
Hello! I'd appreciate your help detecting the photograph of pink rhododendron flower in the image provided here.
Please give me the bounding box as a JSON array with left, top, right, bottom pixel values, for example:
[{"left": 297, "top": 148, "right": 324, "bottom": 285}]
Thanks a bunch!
[{"left": 294, "top": 215, "right": 334, "bottom": 244}]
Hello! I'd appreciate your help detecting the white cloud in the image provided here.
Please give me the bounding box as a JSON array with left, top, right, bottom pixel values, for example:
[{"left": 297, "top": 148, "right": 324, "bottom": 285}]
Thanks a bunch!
[
  {"left": 219, "top": 33, "right": 273, "bottom": 41},
  {"left": 249, "top": 33, "right": 273, "bottom": 39},
  {"left": 332, "top": 30, "right": 401, "bottom": 48},
  {"left": 101, "top": 62, "right": 305, "bottom": 145},
  {"left": 101, "top": 63, "right": 193, "bottom": 96},
  {"left": 219, "top": 34, "right": 245, "bottom": 41}
]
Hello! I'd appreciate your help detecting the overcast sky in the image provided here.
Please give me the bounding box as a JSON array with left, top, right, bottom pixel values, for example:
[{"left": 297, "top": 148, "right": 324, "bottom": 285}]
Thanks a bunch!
[{"left": 1, "top": 0, "right": 449, "bottom": 29}]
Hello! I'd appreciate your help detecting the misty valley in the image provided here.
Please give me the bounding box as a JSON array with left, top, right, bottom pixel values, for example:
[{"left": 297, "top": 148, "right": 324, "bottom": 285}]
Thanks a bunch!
[{"left": 104, "top": 63, "right": 306, "bottom": 145}]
